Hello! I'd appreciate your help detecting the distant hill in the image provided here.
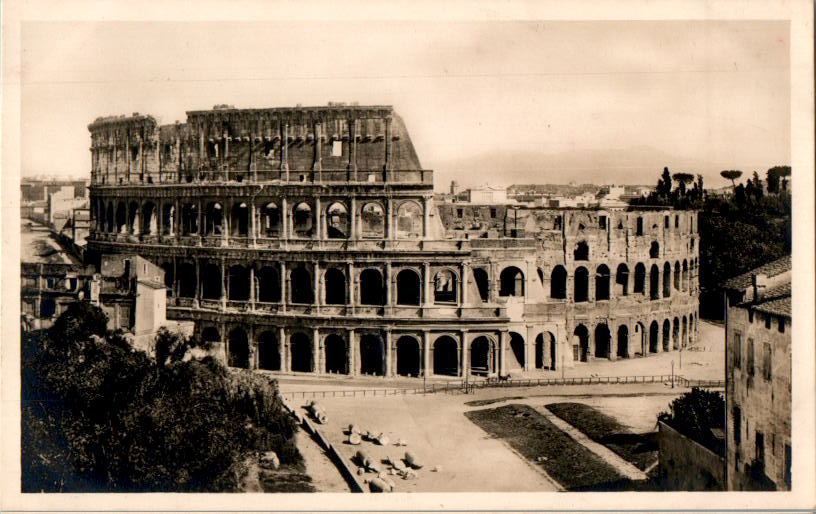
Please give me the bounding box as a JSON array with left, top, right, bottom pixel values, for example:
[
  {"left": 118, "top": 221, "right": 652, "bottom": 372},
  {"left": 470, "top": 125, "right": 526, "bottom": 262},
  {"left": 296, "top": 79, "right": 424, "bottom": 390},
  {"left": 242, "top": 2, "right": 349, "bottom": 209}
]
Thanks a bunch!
[{"left": 428, "top": 146, "right": 726, "bottom": 191}]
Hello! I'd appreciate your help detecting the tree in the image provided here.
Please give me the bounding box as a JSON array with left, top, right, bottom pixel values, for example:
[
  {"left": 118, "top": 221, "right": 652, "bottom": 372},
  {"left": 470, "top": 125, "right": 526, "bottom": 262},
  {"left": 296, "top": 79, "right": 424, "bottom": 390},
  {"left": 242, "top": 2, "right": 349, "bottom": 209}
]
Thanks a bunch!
[
  {"left": 659, "top": 167, "right": 673, "bottom": 197},
  {"left": 766, "top": 167, "right": 781, "bottom": 194},
  {"left": 673, "top": 173, "right": 694, "bottom": 197},
  {"left": 659, "top": 388, "right": 724, "bottom": 455},
  {"left": 720, "top": 170, "right": 743, "bottom": 188}
]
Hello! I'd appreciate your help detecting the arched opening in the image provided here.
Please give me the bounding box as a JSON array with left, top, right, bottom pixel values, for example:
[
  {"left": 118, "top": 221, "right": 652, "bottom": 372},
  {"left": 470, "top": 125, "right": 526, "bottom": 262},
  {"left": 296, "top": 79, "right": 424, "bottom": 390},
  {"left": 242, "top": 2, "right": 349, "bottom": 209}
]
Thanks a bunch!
[
  {"left": 594, "top": 324, "right": 611, "bottom": 359},
  {"left": 39, "top": 297, "right": 56, "bottom": 318},
  {"left": 261, "top": 202, "right": 280, "bottom": 237},
  {"left": 161, "top": 204, "right": 175, "bottom": 235},
  {"left": 128, "top": 201, "right": 140, "bottom": 234},
  {"left": 535, "top": 332, "right": 556, "bottom": 369},
  {"left": 682, "top": 260, "right": 689, "bottom": 292},
  {"left": 650, "top": 241, "right": 660, "bottom": 259},
  {"left": 433, "top": 269, "right": 457, "bottom": 304},
  {"left": 201, "top": 326, "right": 220, "bottom": 345},
  {"left": 634, "top": 263, "right": 646, "bottom": 294},
  {"left": 257, "top": 331, "right": 280, "bottom": 371},
  {"left": 256, "top": 266, "right": 281, "bottom": 303},
  {"left": 673, "top": 262, "right": 681, "bottom": 291},
  {"left": 228, "top": 265, "right": 250, "bottom": 301},
  {"left": 359, "top": 333, "right": 385, "bottom": 376},
  {"left": 360, "top": 202, "right": 385, "bottom": 238},
  {"left": 161, "top": 263, "right": 174, "bottom": 296},
  {"left": 663, "top": 262, "right": 672, "bottom": 298},
  {"left": 473, "top": 268, "right": 490, "bottom": 302},
  {"left": 682, "top": 316, "right": 688, "bottom": 348},
  {"left": 574, "top": 241, "right": 589, "bottom": 261},
  {"left": 551, "top": 266, "right": 567, "bottom": 299},
  {"left": 326, "top": 202, "right": 349, "bottom": 239},
  {"left": 617, "top": 325, "right": 629, "bottom": 358},
  {"left": 595, "top": 265, "right": 610, "bottom": 301},
  {"left": 396, "top": 201, "right": 423, "bottom": 238},
  {"left": 292, "top": 202, "right": 313, "bottom": 237},
  {"left": 470, "top": 336, "right": 494, "bottom": 376},
  {"left": 615, "top": 264, "right": 629, "bottom": 296},
  {"left": 290, "top": 267, "right": 313, "bottom": 304},
  {"left": 227, "top": 328, "right": 250, "bottom": 369},
  {"left": 499, "top": 266, "right": 524, "bottom": 297},
  {"left": 205, "top": 202, "right": 223, "bottom": 236},
  {"left": 201, "top": 263, "right": 222, "bottom": 300},
  {"left": 359, "top": 268, "right": 384, "bottom": 305},
  {"left": 574, "top": 266, "right": 589, "bottom": 303},
  {"left": 324, "top": 268, "right": 346, "bottom": 305},
  {"left": 649, "top": 264, "right": 660, "bottom": 300},
  {"left": 396, "top": 269, "right": 421, "bottom": 306},
  {"left": 231, "top": 202, "right": 249, "bottom": 236},
  {"left": 177, "top": 262, "right": 196, "bottom": 298},
  {"left": 649, "top": 321, "right": 659, "bottom": 353},
  {"left": 432, "top": 336, "right": 458, "bottom": 376},
  {"left": 573, "top": 325, "right": 589, "bottom": 362},
  {"left": 290, "top": 332, "right": 312, "bottom": 372},
  {"left": 141, "top": 202, "right": 157, "bottom": 235},
  {"left": 662, "top": 319, "right": 671, "bottom": 351},
  {"left": 689, "top": 313, "right": 695, "bottom": 344},
  {"left": 673, "top": 317, "right": 680, "bottom": 349},
  {"left": 508, "top": 332, "right": 525, "bottom": 369},
  {"left": 105, "top": 203, "right": 114, "bottom": 232},
  {"left": 181, "top": 203, "right": 198, "bottom": 235},
  {"left": 116, "top": 202, "right": 127, "bottom": 233},
  {"left": 396, "top": 336, "right": 421, "bottom": 377},
  {"left": 324, "top": 334, "right": 347, "bottom": 374}
]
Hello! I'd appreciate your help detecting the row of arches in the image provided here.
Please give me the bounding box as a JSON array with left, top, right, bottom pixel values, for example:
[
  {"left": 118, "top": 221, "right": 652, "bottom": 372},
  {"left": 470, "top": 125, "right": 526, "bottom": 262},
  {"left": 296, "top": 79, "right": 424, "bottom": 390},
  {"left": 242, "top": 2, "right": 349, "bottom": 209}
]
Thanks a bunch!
[
  {"left": 571, "top": 314, "right": 697, "bottom": 362},
  {"left": 93, "top": 197, "right": 426, "bottom": 240}
]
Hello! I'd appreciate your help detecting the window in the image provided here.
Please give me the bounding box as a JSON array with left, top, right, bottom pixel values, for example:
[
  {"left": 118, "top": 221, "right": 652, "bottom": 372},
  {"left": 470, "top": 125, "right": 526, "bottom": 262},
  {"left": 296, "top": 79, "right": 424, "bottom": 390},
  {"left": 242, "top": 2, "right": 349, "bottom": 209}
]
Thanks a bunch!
[
  {"left": 762, "top": 342, "right": 772, "bottom": 381},
  {"left": 765, "top": 314, "right": 771, "bottom": 329},
  {"left": 664, "top": 215, "right": 669, "bottom": 228},
  {"left": 733, "top": 332, "right": 742, "bottom": 369},
  {"left": 599, "top": 215, "right": 607, "bottom": 229},
  {"left": 747, "top": 338, "right": 755, "bottom": 377},
  {"left": 457, "top": 208, "right": 463, "bottom": 219},
  {"left": 331, "top": 140, "right": 343, "bottom": 157},
  {"left": 490, "top": 208, "right": 496, "bottom": 218},
  {"left": 675, "top": 215, "right": 679, "bottom": 228},
  {"left": 778, "top": 318, "right": 786, "bottom": 333},
  {"left": 636, "top": 217, "right": 643, "bottom": 236},
  {"left": 733, "top": 405, "right": 741, "bottom": 446}
]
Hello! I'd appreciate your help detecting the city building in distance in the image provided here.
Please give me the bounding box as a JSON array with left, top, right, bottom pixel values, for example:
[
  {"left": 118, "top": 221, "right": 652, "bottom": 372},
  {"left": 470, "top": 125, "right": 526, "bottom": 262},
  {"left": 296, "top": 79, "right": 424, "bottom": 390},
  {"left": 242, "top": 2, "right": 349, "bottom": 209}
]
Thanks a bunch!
[{"left": 85, "top": 103, "right": 699, "bottom": 377}]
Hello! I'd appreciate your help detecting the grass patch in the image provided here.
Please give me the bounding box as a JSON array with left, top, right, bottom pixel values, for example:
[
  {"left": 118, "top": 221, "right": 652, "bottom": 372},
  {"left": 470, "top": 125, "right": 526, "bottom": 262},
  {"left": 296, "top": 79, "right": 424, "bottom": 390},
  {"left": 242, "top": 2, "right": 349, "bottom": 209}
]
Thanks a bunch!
[
  {"left": 465, "top": 404, "right": 632, "bottom": 491},
  {"left": 545, "top": 402, "right": 657, "bottom": 471},
  {"left": 259, "top": 461, "right": 316, "bottom": 493},
  {"left": 464, "top": 396, "right": 526, "bottom": 407}
]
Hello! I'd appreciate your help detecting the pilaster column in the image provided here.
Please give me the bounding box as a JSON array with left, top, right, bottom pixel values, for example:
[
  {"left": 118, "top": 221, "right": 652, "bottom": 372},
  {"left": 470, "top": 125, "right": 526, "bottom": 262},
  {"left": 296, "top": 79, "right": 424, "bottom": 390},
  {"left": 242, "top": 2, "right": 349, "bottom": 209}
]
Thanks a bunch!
[
  {"left": 385, "top": 330, "right": 393, "bottom": 377},
  {"left": 348, "top": 262, "right": 356, "bottom": 308},
  {"left": 281, "top": 122, "right": 289, "bottom": 179},
  {"left": 422, "top": 262, "right": 431, "bottom": 306},
  {"left": 384, "top": 116, "right": 392, "bottom": 173},
  {"left": 250, "top": 201, "right": 257, "bottom": 246},
  {"left": 138, "top": 140, "right": 144, "bottom": 181},
  {"left": 423, "top": 197, "right": 431, "bottom": 239},
  {"left": 313, "top": 121, "right": 322, "bottom": 173},
  {"left": 249, "top": 266, "right": 256, "bottom": 306},
  {"left": 385, "top": 262, "right": 392, "bottom": 306},
  {"left": 313, "top": 263, "right": 321, "bottom": 310},
  {"left": 314, "top": 197, "right": 322, "bottom": 241},
  {"left": 280, "top": 262, "right": 287, "bottom": 311},
  {"left": 499, "top": 330, "right": 507, "bottom": 375},
  {"left": 349, "top": 196, "right": 357, "bottom": 239},
  {"left": 221, "top": 259, "right": 227, "bottom": 310},
  {"left": 460, "top": 263, "right": 469, "bottom": 306},
  {"left": 313, "top": 328, "right": 321, "bottom": 375},
  {"left": 422, "top": 331, "right": 430, "bottom": 377},
  {"left": 281, "top": 197, "right": 289, "bottom": 240},
  {"left": 279, "top": 327, "right": 288, "bottom": 372},
  {"left": 386, "top": 198, "right": 394, "bottom": 239},
  {"left": 461, "top": 331, "right": 469, "bottom": 377},
  {"left": 224, "top": 131, "right": 230, "bottom": 176},
  {"left": 126, "top": 132, "right": 132, "bottom": 182},
  {"left": 348, "top": 329, "right": 357, "bottom": 376},
  {"left": 195, "top": 258, "right": 201, "bottom": 307},
  {"left": 348, "top": 118, "right": 357, "bottom": 172},
  {"left": 197, "top": 200, "right": 203, "bottom": 237}
]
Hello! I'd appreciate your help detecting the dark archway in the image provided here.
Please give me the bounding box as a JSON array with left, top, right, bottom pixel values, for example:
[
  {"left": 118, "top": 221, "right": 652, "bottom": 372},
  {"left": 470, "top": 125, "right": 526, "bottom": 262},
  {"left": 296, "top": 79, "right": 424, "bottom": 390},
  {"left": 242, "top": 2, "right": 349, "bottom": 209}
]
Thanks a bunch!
[
  {"left": 536, "top": 332, "right": 556, "bottom": 369},
  {"left": 433, "top": 336, "right": 458, "bottom": 376},
  {"left": 142, "top": 202, "right": 157, "bottom": 235},
  {"left": 662, "top": 319, "right": 671, "bottom": 351},
  {"left": 634, "top": 263, "right": 646, "bottom": 294},
  {"left": 257, "top": 266, "right": 281, "bottom": 303},
  {"left": 201, "top": 263, "right": 222, "bottom": 300},
  {"left": 573, "top": 325, "right": 589, "bottom": 362},
  {"left": 326, "top": 202, "right": 349, "bottom": 239},
  {"left": 649, "top": 321, "right": 659, "bottom": 353},
  {"left": 116, "top": 202, "right": 127, "bottom": 233},
  {"left": 231, "top": 202, "right": 249, "bottom": 236},
  {"left": 508, "top": 332, "right": 525, "bottom": 369},
  {"left": 228, "top": 265, "right": 250, "bottom": 301},
  {"left": 499, "top": 266, "right": 524, "bottom": 297},
  {"left": 290, "top": 266, "right": 313, "bottom": 304},
  {"left": 106, "top": 202, "right": 114, "bottom": 233},
  {"left": 292, "top": 202, "right": 313, "bottom": 237},
  {"left": 261, "top": 202, "right": 280, "bottom": 237},
  {"left": 324, "top": 268, "right": 346, "bottom": 305},
  {"left": 228, "top": 328, "right": 250, "bottom": 369},
  {"left": 201, "top": 326, "right": 220, "bottom": 345},
  {"left": 396, "top": 269, "right": 421, "bottom": 306},
  {"left": 650, "top": 241, "right": 660, "bottom": 259},
  {"left": 470, "top": 336, "right": 494, "bottom": 376},
  {"left": 161, "top": 203, "right": 175, "bottom": 235},
  {"left": 674, "top": 261, "right": 681, "bottom": 291},
  {"left": 595, "top": 265, "right": 610, "bottom": 301},
  {"left": 433, "top": 269, "right": 457, "bottom": 303},
  {"left": 257, "top": 331, "right": 280, "bottom": 371},
  {"left": 324, "top": 334, "right": 347, "bottom": 374},
  {"left": 205, "top": 202, "right": 223, "bottom": 235},
  {"left": 128, "top": 201, "right": 140, "bottom": 234},
  {"left": 615, "top": 264, "right": 629, "bottom": 296},
  {"left": 663, "top": 262, "right": 672, "bottom": 298},
  {"left": 396, "top": 336, "right": 421, "bottom": 377},
  {"left": 290, "top": 332, "right": 312, "bottom": 372},
  {"left": 39, "top": 297, "right": 56, "bottom": 318},
  {"left": 473, "top": 268, "right": 490, "bottom": 302},
  {"left": 359, "top": 333, "right": 384, "bottom": 376},
  {"left": 551, "top": 265, "right": 567, "bottom": 299},
  {"left": 594, "top": 324, "right": 611, "bottom": 359},
  {"left": 161, "top": 263, "right": 174, "bottom": 296},
  {"left": 649, "top": 264, "right": 660, "bottom": 300},
  {"left": 181, "top": 203, "right": 198, "bottom": 235},
  {"left": 574, "top": 241, "right": 589, "bottom": 261},
  {"left": 682, "top": 260, "right": 689, "bottom": 292},
  {"left": 359, "top": 268, "right": 384, "bottom": 305},
  {"left": 682, "top": 316, "right": 688, "bottom": 348},
  {"left": 574, "top": 266, "right": 589, "bottom": 303},
  {"left": 673, "top": 317, "right": 680, "bottom": 349},
  {"left": 617, "top": 325, "right": 629, "bottom": 358}
]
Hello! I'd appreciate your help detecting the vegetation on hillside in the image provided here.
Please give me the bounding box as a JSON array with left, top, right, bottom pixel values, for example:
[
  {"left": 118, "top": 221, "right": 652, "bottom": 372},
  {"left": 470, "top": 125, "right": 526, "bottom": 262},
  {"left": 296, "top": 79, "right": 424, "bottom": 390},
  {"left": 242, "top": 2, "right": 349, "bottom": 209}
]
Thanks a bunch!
[{"left": 21, "top": 302, "right": 300, "bottom": 492}]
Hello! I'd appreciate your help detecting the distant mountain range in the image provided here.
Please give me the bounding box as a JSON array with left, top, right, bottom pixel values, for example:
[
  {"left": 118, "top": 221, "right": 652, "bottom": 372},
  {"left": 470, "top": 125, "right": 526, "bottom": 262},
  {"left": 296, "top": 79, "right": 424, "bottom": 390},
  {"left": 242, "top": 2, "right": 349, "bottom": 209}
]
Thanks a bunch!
[{"left": 427, "top": 146, "right": 740, "bottom": 192}]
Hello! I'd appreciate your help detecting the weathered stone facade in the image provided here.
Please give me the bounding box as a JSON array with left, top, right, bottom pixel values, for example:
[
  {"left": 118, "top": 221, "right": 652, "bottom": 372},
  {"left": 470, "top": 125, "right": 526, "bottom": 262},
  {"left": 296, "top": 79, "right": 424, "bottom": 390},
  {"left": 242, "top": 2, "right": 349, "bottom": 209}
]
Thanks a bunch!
[{"left": 86, "top": 104, "right": 699, "bottom": 378}]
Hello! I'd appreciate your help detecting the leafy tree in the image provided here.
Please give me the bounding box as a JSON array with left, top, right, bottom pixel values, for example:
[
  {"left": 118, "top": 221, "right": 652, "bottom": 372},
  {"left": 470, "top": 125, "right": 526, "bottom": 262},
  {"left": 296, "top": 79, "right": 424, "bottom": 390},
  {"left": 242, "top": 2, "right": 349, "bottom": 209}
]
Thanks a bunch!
[
  {"left": 720, "top": 170, "right": 743, "bottom": 187},
  {"left": 766, "top": 168, "right": 780, "bottom": 193},
  {"left": 659, "top": 388, "right": 724, "bottom": 455},
  {"left": 673, "top": 173, "right": 694, "bottom": 197}
]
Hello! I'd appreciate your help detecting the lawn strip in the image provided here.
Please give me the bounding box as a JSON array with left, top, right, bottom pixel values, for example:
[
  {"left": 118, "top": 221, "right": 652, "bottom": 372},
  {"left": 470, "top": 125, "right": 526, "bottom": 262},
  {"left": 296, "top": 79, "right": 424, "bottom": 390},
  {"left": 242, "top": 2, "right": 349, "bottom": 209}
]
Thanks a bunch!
[
  {"left": 465, "top": 404, "right": 631, "bottom": 491},
  {"left": 545, "top": 402, "right": 657, "bottom": 471}
]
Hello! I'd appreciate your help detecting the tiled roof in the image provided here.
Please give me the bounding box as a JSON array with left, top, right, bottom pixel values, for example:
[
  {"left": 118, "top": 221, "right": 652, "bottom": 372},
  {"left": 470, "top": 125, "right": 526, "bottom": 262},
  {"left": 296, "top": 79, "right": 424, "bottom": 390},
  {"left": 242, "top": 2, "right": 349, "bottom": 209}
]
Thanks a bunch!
[
  {"left": 721, "top": 255, "right": 791, "bottom": 290},
  {"left": 737, "top": 282, "right": 791, "bottom": 318}
]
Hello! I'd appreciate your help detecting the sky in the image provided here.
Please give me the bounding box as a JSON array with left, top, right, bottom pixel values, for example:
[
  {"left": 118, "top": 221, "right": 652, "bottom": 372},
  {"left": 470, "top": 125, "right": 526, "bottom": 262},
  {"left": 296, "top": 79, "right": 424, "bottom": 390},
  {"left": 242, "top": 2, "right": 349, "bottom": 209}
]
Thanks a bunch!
[{"left": 21, "top": 20, "right": 790, "bottom": 189}]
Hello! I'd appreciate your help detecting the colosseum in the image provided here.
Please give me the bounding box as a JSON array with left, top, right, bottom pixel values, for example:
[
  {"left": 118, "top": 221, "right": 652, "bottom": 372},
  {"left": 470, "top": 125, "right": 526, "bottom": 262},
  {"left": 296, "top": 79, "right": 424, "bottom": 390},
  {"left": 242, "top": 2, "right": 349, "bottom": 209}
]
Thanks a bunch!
[{"left": 86, "top": 103, "right": 700, "bottom": 378}]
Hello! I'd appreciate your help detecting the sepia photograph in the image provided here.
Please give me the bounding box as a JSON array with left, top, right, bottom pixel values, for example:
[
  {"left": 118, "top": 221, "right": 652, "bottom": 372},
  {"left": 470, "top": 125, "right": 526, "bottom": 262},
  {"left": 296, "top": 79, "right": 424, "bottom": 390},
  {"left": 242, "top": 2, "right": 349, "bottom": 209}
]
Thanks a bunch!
[{"left": 2, "top": 0, "right": 814, "bottom": 512}]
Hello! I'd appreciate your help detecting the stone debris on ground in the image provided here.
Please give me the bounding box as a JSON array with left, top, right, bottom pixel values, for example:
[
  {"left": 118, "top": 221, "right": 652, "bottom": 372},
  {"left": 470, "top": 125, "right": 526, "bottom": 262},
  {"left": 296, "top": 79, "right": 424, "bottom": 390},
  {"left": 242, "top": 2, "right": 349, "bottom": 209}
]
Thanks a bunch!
[
  {"left": 308, "top": 401, "right": 328, "bottom": 424},
  {"left": 404, "top": 450, "right": 423, "bottom": 469}
]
